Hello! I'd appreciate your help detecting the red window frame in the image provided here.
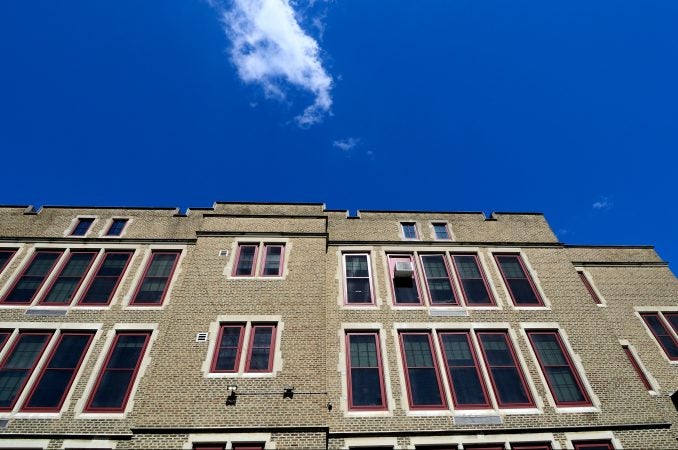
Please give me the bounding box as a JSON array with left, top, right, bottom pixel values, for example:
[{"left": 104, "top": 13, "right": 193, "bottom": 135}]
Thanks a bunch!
[
  {"left": 0, "top": 249, "right": 17, "bottom": 275},
  {"left": 476, "top": 331, "right": 535, "bottom": 408},
  {"left": 345, "top": 331, "right": 387, "bottom": 411},
  {"left": 78, "top": 251, "right": 134, "bottom": 306},
  {"left": 401, "top": 222, "right": 419, "bottom": 240},
  {"left": 211, "top": 324, "right": 245, "bottom": 373},
  {"left": 70, "top": 218, "right": 95, "bottom": 237},
  {"left": 398, "top": 331, "right": 447, "bottom": 410},
  {"left": 494, "top": 254, "right": 543, "bottom": 306},
  {"left": 85, "top": 331, "right": 151, "bottom": 412},
  {"left": 245, "top": 324, "right": 277, "bottom": 373},
  {"left": 664, "top": 312, "right": 678, "bottom": 335},
  {"left": 0, "top": 331, "right": 53, "bottom": 411},
  {"left": 129, "top": 250, "right": 180, "bottom": 306},
  {"left": 259, "top": 244, "right": 284, "bottom": 277},
  {"left": 21, "top": 331, "right": 95, "bottom": 412},
  {"left": 232, "top": 244, "right": 259, "bottom": 277},
  {"left": 432, "top": 223, "right": 450, "bottom": 240},
  {"left": 193, "top": 445, "right": 225, "bottom": 450},
  {"left": 572, "top": 441, "right": 614, "bottom": 450},
  {"left": 388, "top": 254, "right": 422, "bottom": 306},
  {"left": 105, "top": 218, "right": 128, "bottom": 237},
  {"left": 232, "top": 444, "right": 265, "bottom": 450},
  {"left": 0, "top": 331, "right": 10, "bottom": 352},
  {"left": 622, "top": 346, "right": 652, "bottom": 390},
  {"left": 640, "top": 312, "right": 678, "bottom": 361},
  {"left": 1, "top": 250, "right": 65, "bottom": 304},
  {"left": 419, "top": 254, "right": 458, "bottom": 306},
  {"left": 343, "top": 253, "right": 375, "bottom": 305},
  {"left": 438, "top": 331, "right": 491, "bottom": 409},
  {"left": 526, "top": 330, "right": 592, "bottom": 407},
  {"left": 577, "top": 271, "right": 602, "bottom": 305},
  {"left": 38, "top": 250, "right": 98, "bottom": 305},
  {"left": 511, "top": 445, "right": 553, "bottom": 450},
  {"left": 450, "top": 253, "right": 495, "bottom": 306}
]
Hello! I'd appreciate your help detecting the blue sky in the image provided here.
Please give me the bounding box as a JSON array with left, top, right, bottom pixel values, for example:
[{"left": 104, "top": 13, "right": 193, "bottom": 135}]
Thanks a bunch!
[{"left": 0, "top": 0, "right": 676, "bottom": 270}]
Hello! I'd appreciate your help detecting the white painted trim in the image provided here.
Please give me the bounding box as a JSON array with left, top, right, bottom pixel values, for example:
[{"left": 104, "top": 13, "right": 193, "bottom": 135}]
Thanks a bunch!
[
  {"left": 564, "top": 430, "right": 621, "bottom": 449},
  {"left": 64, "top": 215, "right": 98, "bottom": 238},
  {"left": 224, "top": 239, "right": 291, "bottom": 281},
  {"left": 183, "top": 432, "right": 275, "bottom": 450},
  {"left": 408, "top": 433, "right": 560, "bottom": 450},
  {"left": 399, "top": 221, "right": 420, "bottom": 241},
  {"left": 619, "top": 339, "right": 661, "bottom": 394},
  {"left": 429, "top": 221, "right": 455, "bottom": 241},
  {"left": 573, "top": 267, "right": 607, "bottom": 306},
  {"left": 62, "top": 439, "right": 118, "bottom": 449},
  {"left": 97, "top": 217, "right": 132, "bottom": 238},
  {"left": 341, "top": 436, "right": 398, "bottom": 450},
  {"left": 0, "top": 438, "right": 49, "bottom": 448}
]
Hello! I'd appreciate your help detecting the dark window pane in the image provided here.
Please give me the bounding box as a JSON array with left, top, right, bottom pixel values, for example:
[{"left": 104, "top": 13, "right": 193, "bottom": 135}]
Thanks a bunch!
[
  {"left": 641, "top": 314, "right": 678, "bottom": 359},
  {"left": 347, "top": 333, "right": 385, "bottom": 409},
  {"left": 462, "top": 279, "right": 491, "bottom": 304},
  {"left": 401, "top": 333, "right": 444, "bottom": 407},
  {"left": 106, "top": 335, "right": 147, "bottom": 369},
  {"left": 106, "top": 219, "right": 128, "bottom": 236},
  {"left": 262, "top": 246, "right": 282, "bottom": 276},
  {"left": 235, "top": 246, "right": 257, "bottom": 276},
  {"left": 24, "top": 370, "right": 72, "bottom": 408},
  {"left": 345, "top": 255, "right": 369, "bottom": 277},
  {"left": 89, "top": 370, "right": 134, "bottom": 409},
  {"left": 350, "top": 335, "right": 378, "bottom": 367},
  {"left": 43, "top": 252, "right": 96, "bottom": 304},
  {"left": 402, "top": 223, "right": 417, "bottom": 239},
  {"left": 409, "top": 368, "right": 444, "bottom": 405},
  {"left": 422, "top": 255, "right": 455, "bottom": 305},
  {"left": 131, "top": 252, "right": 178, "bottom": 305},
  {"left": 491, "top": 367, "right": 531, "bottom": 404},
  {"left": 453, "top": 256, "right": 493, "bottom": 305},
  {"left": 146, "top": 254, "right": 177, "bottom": 277},
  {"left": 0, "top": 250, "right": 15, "bottom": 274},
  {"left": 71, "top": 218, "right": 94, "bottom": 236},
  {"left": 350, "top": 368, "right": 383, "bottom": 406},
  {"left": 4, "top": 252, "right": 62, "bottom": 303},
  {"left": 394, "top": 277, "right": 419, "bottom": 303},
  {"left": 247, "top": 326, "right": 274, "bottom": 372},
  {"left": 440, "top": 333, "right": 489, "bottom": 407},
  {"left": 0, "top": 333, "right": 51, "bottom": 409},
  {"left": 214, "top": 326, "right": 243, "bottom": 372},
  {"left": 216, "top": 349, "right": 238, "bottom": 371},
  {"left": 508, "top": 279, "right": 539, "bottom": 304},
  {"left": 346, "top": 279, "right": 372, "bottom": 303},
  {"left": 433, "top": 224, "right": 449, "bottom": 239},
  {"left": 546, "top": 366, "right": 585, "bottom": 402},
  {"left": 496, "top": 255, "right": 541, "bottom": 306},
  {"left": 134, "top": 279, "right": 167, "bottom": 303},
  {"left": 478, "top": 332, "right": 533, "bottom": 407},
  {"left": 665, "top": 313, "right": 678, "bottom": 334},
  {"left": 80, "top": 252, "right": 132, "bottom": 305},
  {"left": 247, "top": 348, "right": 270, "bottom": 370}
]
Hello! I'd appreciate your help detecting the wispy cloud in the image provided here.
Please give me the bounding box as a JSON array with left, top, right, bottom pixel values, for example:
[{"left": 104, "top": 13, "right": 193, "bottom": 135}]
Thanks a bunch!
[
  {"left": 215, "top": 0, "right": 333, "bottom": 126},
  {"left": 592, "top": 196, "right": 613, "bottom": 211},
  {"left": 333, "top": 137, "right": 360, "bottom": 151}
]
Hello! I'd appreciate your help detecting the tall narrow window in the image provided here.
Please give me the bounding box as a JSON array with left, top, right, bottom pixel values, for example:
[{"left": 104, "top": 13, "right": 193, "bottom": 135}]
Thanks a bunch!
[
  {"left": 388, "top": 255, "right": 421, "bottom": 305},
  {"left": 22, "top": 332, "right": 94, "bottom": 411},
  {"left": 0, "top": 249, "right": 16, "bottom": 275},
  {"left": 246, "top": 325, "right": 276, "bottom": 372},
  {"left": 70, "top": 218, "right": 94, "bottom": 236},
  {"left": 79, "top": 251, "right": 133, "bottom": 305},
  {"left": 526, "top": 331, "right": 591, "bottom": 406},
  {"left": 439, "top": 332, "right": 491, "bottom": 408},
  {"left": 86, "top": 332, "right": 150, "bottom": 412},
  {"left": 622, "top": 346, "right": 652, "bottom": 390},
  {"left": 451, "top": 254, "right": 494, "bottom": 305},
  {"left": 343, "top": 254, "right": 373, "bottom": 304},
  {"left": 346, "top": 332, "right": 386, "bottom": 410},
  {"left": 420, "top": 254, "right": 457, "bottom": 305},
  {"left": 432, "top": 223, "right": 450, "bottom": 240},
  {"left": 260, "top": 244, "right": 284, "bottom": 277},
  {"left": 2, "top": 250, "right": 64, "bottom": 304},
  {"left": 494, "top": 254, "right": 543, "bottom": 306},
  {"left": 665, "top": 312, "right": 678, "bottom": 335},
  {"left": 577, "top": 271, "right": 602, "bottom": 305},
  {"left": 477, "top": 331, "right": 533, "bottom": 407},
  {"left": 40, "top": 251, "right": 97, "bottom": 304},
  {"left": 105, "top": 219, "right": 128, "bottom": 237},
  {"left": 130, "top": 251, "right": 180, "bottom": 305},
  {"left": 399, "top": 332, "right": 446, "bottom": 409},
  {"left": 640, "top": 313, "right": 678, "bottom": 361},
  {"left": 401, "top": 222, "right": 418, "bottom": 240},
  {"left": 0, "top": 332, "right": 53, "bottom": 410},
  {"left": 212, "top": 325, "right": 245, "bottom": 373},
  {"left": 571, "top": 441, "right": 613, "bottom": 450},
  {"left": 233, "top": 245, "right": 258, "bottom": 277}
]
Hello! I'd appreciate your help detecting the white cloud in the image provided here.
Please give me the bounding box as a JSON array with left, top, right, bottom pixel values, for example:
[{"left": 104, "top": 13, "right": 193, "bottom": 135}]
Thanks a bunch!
[
  {"left": 333, "top": 137, "right": 360, "bottom": 151},
  {"left": 592, "top": 196, "right": 613, "bottom": 210},
  {"left": 217, "top": 0, "right": 333, "bottom": 126}
]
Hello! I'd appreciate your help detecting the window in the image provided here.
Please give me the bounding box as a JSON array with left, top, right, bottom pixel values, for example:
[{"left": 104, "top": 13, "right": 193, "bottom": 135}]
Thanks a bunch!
[
  {"left": 85, "top": 331, "right": 151, "bottom": 412},
  {"left": 420, "top": 254, "right": 457, "bottom": 306},
  {"left": 260, "top": 245, "right": 284, "bottom": 277},
  {"left": 22, "top": 332, "right": 94, "bottom": 411},
  {"left": 2, "top": 250, "right": 64, "bottom": 304},
  {"left": 399, "top": 332, "right": 446, "bottom": 409},
  {"left": 232, "top": 243, "right": 286, "bottom": 278},
  {"left": 432, "top": 223, "right": 450, "bottom": 240},
  {"left": 130, "top": 251, "right": 180, "bottom": 305},
  {"left": 526, "top": 331, "right": 591, "bottom": 406},
  {"left": 0, "top": 331, "right": 53, "bottom": 410},
  {"left": 79, "top": 251, "right": 133, "bottom": 305},
  {"left": 639, "top": 312, "right": 678, "bottom": 361},
  {"left": 70, "top": 218, "right": 94, "bottom": 237},
  {"left": 388, "top": 255, "right": 421, "bottom": 305},
  {"left": 343, "top": 254, "right": 373, "bottom": 304},
  {"left": 346, "top": 332, "right": 386, "bottom": 410},
  {"left": 511, "top": 445, "right": 552, "bottom": 450},
  {"left": 577, "top": 271, "right": 602, "bottom": 305},
  {"left": 451, "top": 254, "right": 494, "bottom": 305},
  {"left": 494, "top": 254, "right": 543, "bottom": 306},
  {"left": 571, "top": 441, "right": 613, "bottom": 450},
  {"left": 194, "top": 445, "right": 225, "bottom": 450},
  {"left": 232, "top": 445, "right": 264, "bottom": 450},
  {"left": 622, "top": 345, "right": 652, "bottom": 390},
  {"left": 39, "top": 251, "right": 98, "bottom": 305},
  {"left": 438, "top": 332, "right": 491, "bottom": 409},
  {"left": 401, "top": 222, "right": 418, "bottom": 240},
  {"left": 105, "top": 219, "right": 128, "bottom": 237},
  {"left": 211, "top": 323, "right": 278, "bottom": 374},
  {"left": 476, "top": 331, "right": 534, "bottom": 407},
  {"left": 665, "top": 312, "right": 678, "bottom": 334},
  {"left": 0, "top": 249, "right": 16, "bottom": 275}
]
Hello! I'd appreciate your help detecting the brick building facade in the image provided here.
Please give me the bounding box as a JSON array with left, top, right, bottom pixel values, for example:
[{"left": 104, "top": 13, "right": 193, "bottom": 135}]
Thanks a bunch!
[{"left": 0, "top": 202, "right": 675, "bottom": 449}]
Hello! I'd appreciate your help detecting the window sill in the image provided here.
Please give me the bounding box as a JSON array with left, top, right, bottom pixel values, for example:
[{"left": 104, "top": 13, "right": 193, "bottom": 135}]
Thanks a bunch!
[{"left": 553, "top": 406, "right": 599, "bottom": 414}]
